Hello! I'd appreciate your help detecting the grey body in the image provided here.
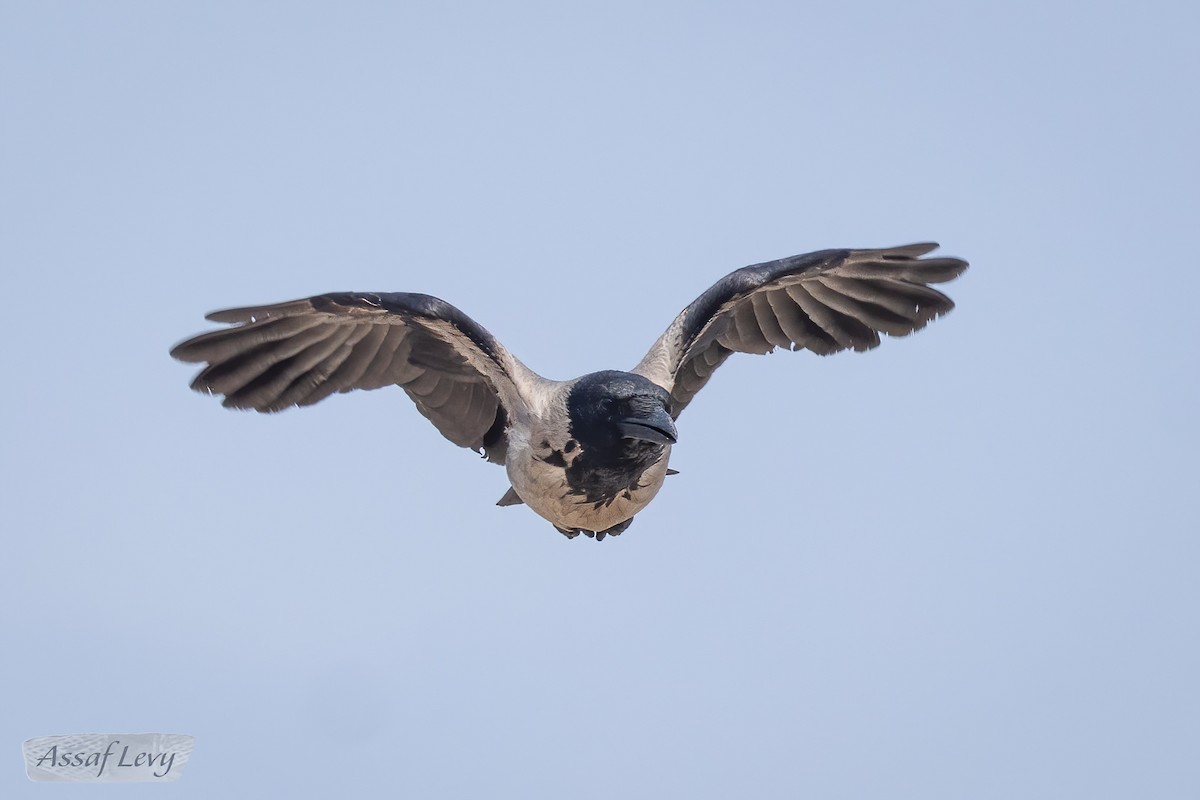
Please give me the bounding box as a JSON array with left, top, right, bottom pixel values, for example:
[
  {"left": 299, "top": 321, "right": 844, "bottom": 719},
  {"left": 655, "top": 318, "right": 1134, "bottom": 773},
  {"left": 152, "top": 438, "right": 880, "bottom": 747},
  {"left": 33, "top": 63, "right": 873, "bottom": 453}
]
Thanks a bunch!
[
  {"left": 504, "top": 380, "right": 672, "bottom": 538},
  {"left": 171, "top": 243, "right": 967, "bottom": 540}
]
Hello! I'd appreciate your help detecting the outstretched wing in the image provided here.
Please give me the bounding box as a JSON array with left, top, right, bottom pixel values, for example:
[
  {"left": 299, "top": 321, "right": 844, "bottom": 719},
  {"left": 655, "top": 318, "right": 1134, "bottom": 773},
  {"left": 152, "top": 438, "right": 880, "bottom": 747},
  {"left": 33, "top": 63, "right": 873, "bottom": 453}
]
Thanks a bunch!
[
  {"left": 171, "top": 292, "right": 540, "bottom": 462},
  {"left": 632, "top": 243, "right": 968, "bottom": 418}
]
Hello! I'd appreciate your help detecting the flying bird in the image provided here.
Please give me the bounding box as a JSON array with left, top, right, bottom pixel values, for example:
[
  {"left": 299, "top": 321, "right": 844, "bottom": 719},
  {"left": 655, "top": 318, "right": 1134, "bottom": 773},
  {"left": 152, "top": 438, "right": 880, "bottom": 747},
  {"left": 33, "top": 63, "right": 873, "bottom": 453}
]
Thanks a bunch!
[{"left": 171, "top": 243, "right": 967, "bottom": 540}]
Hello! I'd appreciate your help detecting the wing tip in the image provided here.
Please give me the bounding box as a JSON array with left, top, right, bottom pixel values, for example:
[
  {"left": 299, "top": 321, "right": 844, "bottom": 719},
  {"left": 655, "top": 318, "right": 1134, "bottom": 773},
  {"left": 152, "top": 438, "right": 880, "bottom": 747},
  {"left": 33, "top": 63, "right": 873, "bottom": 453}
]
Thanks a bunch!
[
  {"left": 857, "top": 243, "right": 969, "bottom": 283},
  {"left": 880, "top": 242, "right": 942, "bottom": 259}
]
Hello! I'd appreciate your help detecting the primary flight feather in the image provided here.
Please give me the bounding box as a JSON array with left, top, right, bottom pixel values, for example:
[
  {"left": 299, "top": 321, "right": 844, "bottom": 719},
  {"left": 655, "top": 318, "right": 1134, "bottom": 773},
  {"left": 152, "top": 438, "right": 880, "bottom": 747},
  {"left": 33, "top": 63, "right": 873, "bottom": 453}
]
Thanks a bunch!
[{"left": 172, "top": 243, "right": 967, "bottom": 540}]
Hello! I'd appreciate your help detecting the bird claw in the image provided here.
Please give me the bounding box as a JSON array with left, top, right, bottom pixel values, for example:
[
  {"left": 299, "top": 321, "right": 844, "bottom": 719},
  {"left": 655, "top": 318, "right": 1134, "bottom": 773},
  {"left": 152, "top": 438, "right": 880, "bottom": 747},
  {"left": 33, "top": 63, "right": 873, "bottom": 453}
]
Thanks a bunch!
[
  {"left": 601, "top": 518, "right": 633, "bottom": 538},
  {"left": 555, "top": 518, "right": 634, "bottom": 541}
]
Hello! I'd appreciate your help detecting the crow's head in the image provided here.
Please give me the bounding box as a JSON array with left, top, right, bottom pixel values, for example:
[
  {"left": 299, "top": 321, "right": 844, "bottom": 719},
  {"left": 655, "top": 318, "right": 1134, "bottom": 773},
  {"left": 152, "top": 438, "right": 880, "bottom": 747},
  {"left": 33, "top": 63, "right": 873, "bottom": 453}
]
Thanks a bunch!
[{"left": 567, "top": 371, "right": 677, "bottom": 450}]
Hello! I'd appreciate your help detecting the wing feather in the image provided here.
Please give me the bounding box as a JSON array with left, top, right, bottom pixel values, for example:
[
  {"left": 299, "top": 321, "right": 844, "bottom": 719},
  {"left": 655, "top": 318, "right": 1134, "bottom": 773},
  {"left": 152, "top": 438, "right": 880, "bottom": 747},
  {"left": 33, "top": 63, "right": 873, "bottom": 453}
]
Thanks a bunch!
[
  {"left": 721, "top": 301, "right": 775, "bottom": 354},
  {"left": 191, "top": 323, "right": 339, "bottom": 396},
  {"left": 750, "top": 293, "right": 792, "bottom": 350},
  {"left": 269, "top": 326, "right": 375, "bottom": 409},
  {"left": 633, "top": 243, "right": 967, "bottom": 417},
  {"left": 172, "top": 292, "right": 545, "bottom": 462},
  {"left": 786, "top": 284, "right": 871, "bottom": 350},
  {"left": 306, "top": 324, "right": 389, "bottom": 396},
  {"left": 812, "top": 276, "right": 928, "bottom": 334},
  {"left": 226, "top": 324, "right": 359, "bottom": 411},
  {"left": 357, "top": 327, "right": 415, "bottom": 390},
  {"left": 764, "top": 288, "right": 838, "bottom": 355},
  {"left": 171, "top": 315, "right": 328, "bottom": 363}
]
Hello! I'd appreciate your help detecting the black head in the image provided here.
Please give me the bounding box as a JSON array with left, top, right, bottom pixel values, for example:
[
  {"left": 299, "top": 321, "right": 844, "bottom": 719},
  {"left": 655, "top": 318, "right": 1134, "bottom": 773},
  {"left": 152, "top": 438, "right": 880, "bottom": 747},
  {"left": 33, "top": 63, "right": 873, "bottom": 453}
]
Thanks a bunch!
[{"left": 566, "top": 371, "right": 677, "bottom": 451}]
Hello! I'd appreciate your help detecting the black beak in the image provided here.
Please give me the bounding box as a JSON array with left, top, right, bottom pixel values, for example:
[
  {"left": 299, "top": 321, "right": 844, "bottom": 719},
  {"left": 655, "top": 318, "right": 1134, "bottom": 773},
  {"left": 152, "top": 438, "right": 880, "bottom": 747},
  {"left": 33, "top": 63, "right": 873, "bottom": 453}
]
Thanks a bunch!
[{"left": 616, "top": 406, "right": 678, "bottom": 445}]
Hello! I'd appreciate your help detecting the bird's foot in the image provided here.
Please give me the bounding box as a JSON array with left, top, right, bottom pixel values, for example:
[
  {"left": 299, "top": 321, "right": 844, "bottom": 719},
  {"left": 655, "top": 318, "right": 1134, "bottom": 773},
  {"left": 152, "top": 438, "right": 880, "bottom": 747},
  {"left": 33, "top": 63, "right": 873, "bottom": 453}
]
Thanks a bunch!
[
  {"left": 555, "top": 525, "right": 581, "bottom": 540},
  {"left": 601, "top": 518, "right": 633, "bottom": 538},
  {"left": 557, "top": 518, "right": 634, "bottom": 541},
  {"left": 581, "top": 518, "right": 635, "bottom": 541}
]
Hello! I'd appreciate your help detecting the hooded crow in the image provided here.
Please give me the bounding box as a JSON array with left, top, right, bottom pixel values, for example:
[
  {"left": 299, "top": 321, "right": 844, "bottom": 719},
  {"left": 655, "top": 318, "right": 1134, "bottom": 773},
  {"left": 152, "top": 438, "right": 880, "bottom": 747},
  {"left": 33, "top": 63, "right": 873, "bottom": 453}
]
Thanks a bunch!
[{"left": 171, "top": 243, "right": 967, "bottom": 540}]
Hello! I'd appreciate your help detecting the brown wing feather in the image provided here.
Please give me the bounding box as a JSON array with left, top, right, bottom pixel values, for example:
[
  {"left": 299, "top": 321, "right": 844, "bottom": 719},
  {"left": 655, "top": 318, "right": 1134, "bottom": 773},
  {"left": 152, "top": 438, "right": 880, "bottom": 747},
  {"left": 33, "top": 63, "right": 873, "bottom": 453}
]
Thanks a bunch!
[
  {"left": 171, "top": 292, "right": 535, "bottom": 462},
  {"left": 633, "top": 243, "right": 968, "bottom": 418}
]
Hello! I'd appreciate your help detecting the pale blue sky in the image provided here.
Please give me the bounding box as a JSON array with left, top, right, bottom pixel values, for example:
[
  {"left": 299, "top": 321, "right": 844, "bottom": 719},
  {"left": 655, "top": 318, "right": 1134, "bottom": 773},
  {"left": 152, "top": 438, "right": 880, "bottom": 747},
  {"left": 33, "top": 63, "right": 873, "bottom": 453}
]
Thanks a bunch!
[{"left": 2, "top": 1, "right": 1198, "bottom": 797}]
